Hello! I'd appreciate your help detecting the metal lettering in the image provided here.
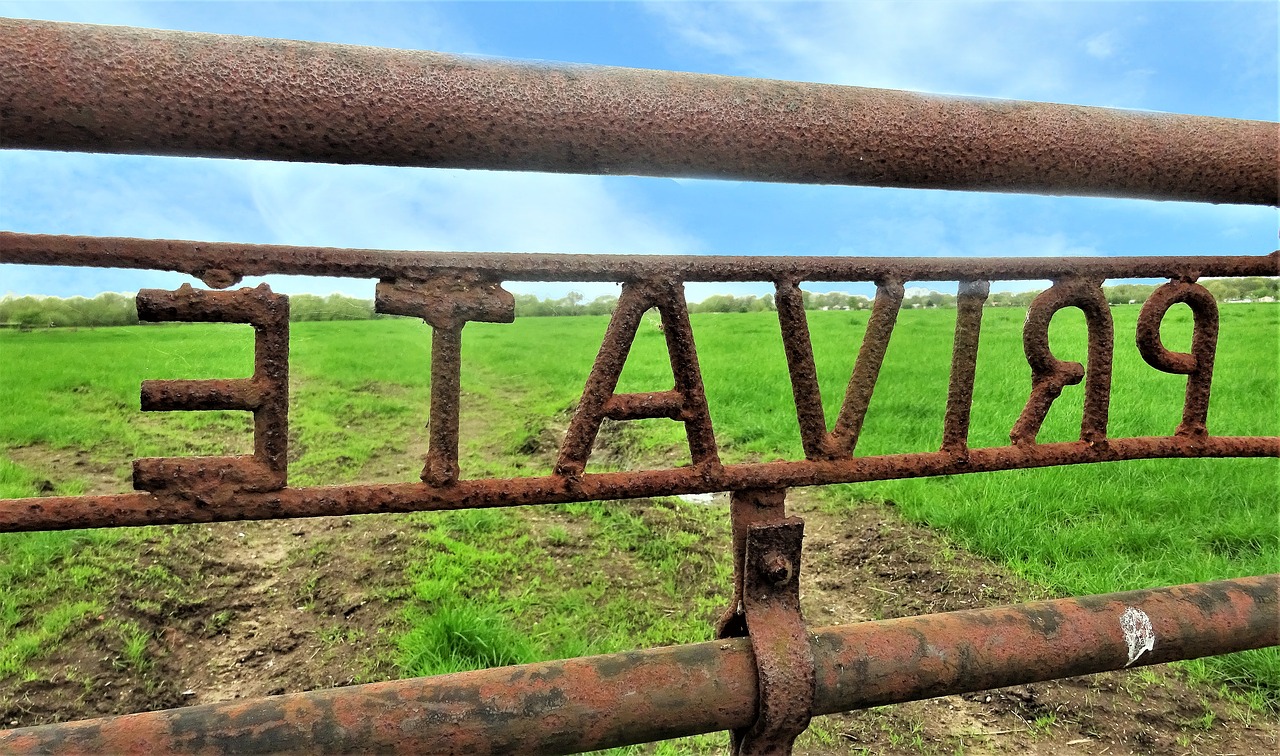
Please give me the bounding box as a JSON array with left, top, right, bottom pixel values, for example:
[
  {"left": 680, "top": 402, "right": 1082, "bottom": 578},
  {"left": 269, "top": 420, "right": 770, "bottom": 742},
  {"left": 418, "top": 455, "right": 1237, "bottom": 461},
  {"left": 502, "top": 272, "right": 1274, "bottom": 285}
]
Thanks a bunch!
[
  {"left": 132, "top": 284, "right": 289, "bottom": 502},
  {"left": 1136, "top": 280, "right": 1219, "bottom": 439},
  {"left": 0, "top": 261, "right": 1274, "bottom": 532},
  {"left": 374, "top": 273, "right": 515, "bottom": 485},
  {"left": 1011, "top": 278, "right": 1114, "bottom": 446},
  {"left": 558, "top": 277, "right": 727, "bottom": 478},
  {"left": 556, "top": 280, "right": 720, "bottom": 479},
  {"left": 942, "top": 280, "right": 991, "bottom": 454},
  {"left": 776, "top": 280, "right": 904, "bottom": 460}
]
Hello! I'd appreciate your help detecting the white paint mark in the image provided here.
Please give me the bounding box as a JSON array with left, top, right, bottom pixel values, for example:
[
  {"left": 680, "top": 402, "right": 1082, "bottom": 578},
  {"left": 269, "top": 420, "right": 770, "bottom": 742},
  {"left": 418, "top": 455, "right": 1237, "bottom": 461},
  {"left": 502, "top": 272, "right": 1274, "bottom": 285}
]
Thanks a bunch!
[
  {"left": 1120, "top": 606, "right": 1156, "bottom": 666},
  {"left": 676, "top": 492, "right": 725, "bottom": 506}
]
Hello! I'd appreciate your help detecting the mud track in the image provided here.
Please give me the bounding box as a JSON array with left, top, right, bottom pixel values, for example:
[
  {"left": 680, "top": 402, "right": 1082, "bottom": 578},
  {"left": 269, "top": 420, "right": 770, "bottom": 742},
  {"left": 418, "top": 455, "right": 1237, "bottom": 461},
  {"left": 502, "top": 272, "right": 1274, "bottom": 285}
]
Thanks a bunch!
[{"left": 0, "top": 444, "right": 1276, "bottom": 754}]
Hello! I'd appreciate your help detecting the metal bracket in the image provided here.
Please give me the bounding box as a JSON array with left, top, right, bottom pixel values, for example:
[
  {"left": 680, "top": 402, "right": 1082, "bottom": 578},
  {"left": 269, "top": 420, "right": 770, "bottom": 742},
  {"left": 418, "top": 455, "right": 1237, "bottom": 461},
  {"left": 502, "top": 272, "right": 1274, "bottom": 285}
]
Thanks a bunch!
[{"left": 718, "top": 490, "right": 815, "bottom": 755}]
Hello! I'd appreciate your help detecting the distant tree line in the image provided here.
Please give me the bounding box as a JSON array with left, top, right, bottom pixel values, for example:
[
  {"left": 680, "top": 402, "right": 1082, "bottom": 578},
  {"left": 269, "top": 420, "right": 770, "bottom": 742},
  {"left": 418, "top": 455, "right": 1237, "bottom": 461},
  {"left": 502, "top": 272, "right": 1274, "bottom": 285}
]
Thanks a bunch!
[
  {"left": 3, "top": 277, "right": 1275, "bottom": 328},
  {"left": 0, "top": 292, "right": 140, "bottom": 328}
]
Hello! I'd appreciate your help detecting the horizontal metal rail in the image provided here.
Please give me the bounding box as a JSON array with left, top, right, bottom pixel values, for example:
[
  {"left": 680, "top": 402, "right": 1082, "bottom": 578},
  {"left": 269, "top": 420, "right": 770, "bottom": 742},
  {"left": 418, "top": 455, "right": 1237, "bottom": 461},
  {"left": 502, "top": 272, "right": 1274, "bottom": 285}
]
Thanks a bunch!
[
  {"left": 0, "top": 234, "right": 1276, "bottom": 532},
  {"left": 1, "top": 18, "right": 1276, "bottom": 205},
  {"left": 5, "top": 436, "right": 1276, "bottom": 532},
  {"left": 1, "top": 576, "right": 1274, "bottom": 754},
  {"left": 2, "top": 232, "right": 1278, "bottom": 285}
]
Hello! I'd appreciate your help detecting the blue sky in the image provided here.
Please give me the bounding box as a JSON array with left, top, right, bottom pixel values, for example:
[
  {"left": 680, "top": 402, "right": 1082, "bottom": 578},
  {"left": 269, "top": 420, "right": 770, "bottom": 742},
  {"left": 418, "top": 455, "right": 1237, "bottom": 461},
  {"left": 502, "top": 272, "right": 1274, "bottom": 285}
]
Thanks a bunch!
[{"left": 1, "top": 1, "right": 1276, "bottom": 302}]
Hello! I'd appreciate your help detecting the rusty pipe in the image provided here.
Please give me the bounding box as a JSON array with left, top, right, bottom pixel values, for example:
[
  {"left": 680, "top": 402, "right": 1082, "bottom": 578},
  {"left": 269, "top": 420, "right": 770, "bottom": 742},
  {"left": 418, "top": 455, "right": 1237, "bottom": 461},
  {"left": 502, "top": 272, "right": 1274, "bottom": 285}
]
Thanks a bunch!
[
  {"left": 1, "top": 575, "right": 1274, "bottom": 754},
  {"left": 1, "top": 233, "right": 1278, "bottom": 286},
  {"left": 1, "top": 18, "right": 1275, "bottom": 205},
  {"left": 3, "top": 435, "right": 1276, "bottom": 533}
]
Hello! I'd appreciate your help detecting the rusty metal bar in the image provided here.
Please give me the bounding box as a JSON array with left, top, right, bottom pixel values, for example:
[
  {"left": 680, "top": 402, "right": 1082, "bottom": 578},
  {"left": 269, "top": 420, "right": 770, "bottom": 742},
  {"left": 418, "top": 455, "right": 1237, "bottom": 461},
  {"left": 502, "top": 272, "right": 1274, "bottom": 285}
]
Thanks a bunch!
[
  {"left": 139, "top": 379, "right": 261, "bottom": 413},
  {"left": 3, "top": 435, "right": 1275, "bottom": 532},
  {"left": 773, "top": 281, "right": 829, "bottom": 461},
  {"left": 828, "top": 281, "right": 904, "bottom": 457},
  {"left": 942, "top": 280, "right": 990, "bottom": 453},
  {"left": 2, "top": 19, "right": 1277, "bottom": 204},
  {"left": 718, "top": 489, "right": 789, "bottom": 639},
  {"left": 425, "top": 325, "right": 464, "bottom": 485},
  {"left": 3, "top": 233, "right": 1278, "bottom": 284},
  {"left": 1, "top": 575, "right": 1272, "bottom": 755},
  {"left": 714, "top": 489, "right": 813, "bottom": 755},
  {"left": 605, "top": 391, "right": 684, "bottom": 421},
  {"left": 731, "top": 517, "right": 814, "bottom": 754}
]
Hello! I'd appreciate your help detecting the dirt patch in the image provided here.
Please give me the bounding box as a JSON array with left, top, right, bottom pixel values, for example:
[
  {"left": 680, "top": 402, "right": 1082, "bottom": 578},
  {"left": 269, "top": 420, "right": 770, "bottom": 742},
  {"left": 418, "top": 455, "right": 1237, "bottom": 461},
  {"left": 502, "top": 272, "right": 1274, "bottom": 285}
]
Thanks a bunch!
[
  {"left": 513, "top": 408, "right": 688, "bottom": 475},
  {"left": 0, "top": 515, "right": 411, "bottom": 727},
  {"left": 6, "top": 444, "right": 128, "bottom": 496},
  {"left": 792, "top": 494, "right": 1279, "bottom": 755}
]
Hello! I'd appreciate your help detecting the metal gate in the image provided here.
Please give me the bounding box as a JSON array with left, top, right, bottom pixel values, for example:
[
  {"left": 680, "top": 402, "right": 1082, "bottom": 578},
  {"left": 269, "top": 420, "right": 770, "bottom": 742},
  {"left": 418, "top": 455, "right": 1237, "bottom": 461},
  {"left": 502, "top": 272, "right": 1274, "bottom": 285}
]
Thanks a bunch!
[{"left": 0, "top": 18, "right": 1276, "bottom": 754}]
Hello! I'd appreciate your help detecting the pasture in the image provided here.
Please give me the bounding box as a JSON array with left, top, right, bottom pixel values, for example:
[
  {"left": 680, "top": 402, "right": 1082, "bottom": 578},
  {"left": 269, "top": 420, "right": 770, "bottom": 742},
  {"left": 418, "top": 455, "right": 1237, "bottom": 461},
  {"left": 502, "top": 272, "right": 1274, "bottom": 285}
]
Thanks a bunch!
[{"left": 0, "top": 302, "right": 1276, "bottom": 751}]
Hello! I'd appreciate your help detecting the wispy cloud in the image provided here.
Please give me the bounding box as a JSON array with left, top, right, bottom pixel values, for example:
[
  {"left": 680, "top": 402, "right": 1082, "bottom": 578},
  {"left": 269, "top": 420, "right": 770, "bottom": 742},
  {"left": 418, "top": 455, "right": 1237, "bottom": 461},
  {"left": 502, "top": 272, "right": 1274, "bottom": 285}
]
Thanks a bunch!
[
  {"left": 1, "top": 153, "right": 700, "bottom": 297},
  {"left": 827, "top": 190, "right": 1102, "bottom": 259},
  {"left": 245, "top": 163, "right": 698, "bottom": 256},
  {"left": 650, "top": 1, "right": 1176, "bottom": 107},
  {"left": 241, "top": 163, "right": 700, "bottom": 298},
  {"left": 1084, "top": 31, "right": 1117, "bottom": 61}
]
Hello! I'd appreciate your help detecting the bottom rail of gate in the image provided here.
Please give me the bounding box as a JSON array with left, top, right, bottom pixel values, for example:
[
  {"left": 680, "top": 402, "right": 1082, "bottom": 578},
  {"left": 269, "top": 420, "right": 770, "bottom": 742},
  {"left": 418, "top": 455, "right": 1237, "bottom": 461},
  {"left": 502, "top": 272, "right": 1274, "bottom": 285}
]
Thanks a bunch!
[{"left": 1, "top": 575, "right": 1274, "bottom": 755}]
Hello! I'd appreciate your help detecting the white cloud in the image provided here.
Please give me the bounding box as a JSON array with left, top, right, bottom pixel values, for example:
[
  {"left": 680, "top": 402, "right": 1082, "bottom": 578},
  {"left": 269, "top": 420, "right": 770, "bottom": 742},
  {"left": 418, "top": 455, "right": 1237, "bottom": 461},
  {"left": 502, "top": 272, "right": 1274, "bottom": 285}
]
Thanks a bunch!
[
  {"left": 242, "top": 163, "right": 702, "bottom": 299},
  {"left": 243, "top": 163, "right": 699, "bottom": 253},
  {"left": 0, "top": 151, "right": 258, "bottom": 241},
  {"left": 836, "top": 207, "right": 1100, "bottom": 259},
  {"left": 0, "top": 152, "right": 701, "bottom": 297},
  {"left": 647, "top": 1, "right": 1153, "bottom": 106},
  {"left": 1085, "top": 31, "right": 1117, "bottom": 60}
]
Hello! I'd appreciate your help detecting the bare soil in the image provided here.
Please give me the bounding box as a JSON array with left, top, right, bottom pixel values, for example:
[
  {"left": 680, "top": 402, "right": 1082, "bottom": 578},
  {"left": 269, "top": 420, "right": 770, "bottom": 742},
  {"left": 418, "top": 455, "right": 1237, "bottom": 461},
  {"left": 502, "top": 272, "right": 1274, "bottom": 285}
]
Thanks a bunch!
[
  {"left": 792, "top": 497, "right": 1279, "bottom": 755},
  {"left": 0, "top": 515, "right": 407, "bottom": 727},
  {"left": 1, "top": 442, "right": 1276, "bottom": 754}
]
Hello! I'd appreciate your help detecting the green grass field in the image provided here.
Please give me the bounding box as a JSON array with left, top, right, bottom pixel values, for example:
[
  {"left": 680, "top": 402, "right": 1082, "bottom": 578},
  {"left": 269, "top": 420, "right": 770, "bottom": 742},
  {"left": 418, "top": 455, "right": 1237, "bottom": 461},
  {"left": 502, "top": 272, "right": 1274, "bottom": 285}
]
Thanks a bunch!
[{"left": 1, "top": 303, "right": 1277, "bottom": 707}]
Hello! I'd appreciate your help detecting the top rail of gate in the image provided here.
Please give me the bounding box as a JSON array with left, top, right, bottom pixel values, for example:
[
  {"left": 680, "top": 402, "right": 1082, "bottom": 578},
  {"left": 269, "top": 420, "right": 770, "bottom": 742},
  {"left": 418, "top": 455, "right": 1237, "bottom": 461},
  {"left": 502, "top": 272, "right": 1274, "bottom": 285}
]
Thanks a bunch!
[{"left": 0, "top": 18, "right": 1276, "bottom": 205}]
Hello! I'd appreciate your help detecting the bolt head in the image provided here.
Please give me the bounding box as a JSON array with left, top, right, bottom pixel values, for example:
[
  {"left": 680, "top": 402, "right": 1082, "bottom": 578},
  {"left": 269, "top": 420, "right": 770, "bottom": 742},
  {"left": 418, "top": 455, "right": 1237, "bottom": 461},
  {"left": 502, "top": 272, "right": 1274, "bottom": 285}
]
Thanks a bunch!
[{"left": 761, "top": 551, "right": 793, "bottom": 585}]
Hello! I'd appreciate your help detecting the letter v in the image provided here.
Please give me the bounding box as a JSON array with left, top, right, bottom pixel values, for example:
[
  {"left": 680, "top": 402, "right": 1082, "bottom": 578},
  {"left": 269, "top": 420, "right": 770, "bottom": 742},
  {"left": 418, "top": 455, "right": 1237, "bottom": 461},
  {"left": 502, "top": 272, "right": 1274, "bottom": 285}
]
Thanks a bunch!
[{"left": 775, "top": 279, "right": 904, "bottom": 460}]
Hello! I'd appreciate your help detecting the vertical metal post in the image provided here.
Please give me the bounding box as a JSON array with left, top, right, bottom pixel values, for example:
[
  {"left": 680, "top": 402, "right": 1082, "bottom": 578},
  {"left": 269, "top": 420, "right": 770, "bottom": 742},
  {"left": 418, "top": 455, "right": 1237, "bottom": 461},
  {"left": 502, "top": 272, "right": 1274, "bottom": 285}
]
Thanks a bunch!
[{"left": 718, "top": 490, "right": 815, "bottom": 754}]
